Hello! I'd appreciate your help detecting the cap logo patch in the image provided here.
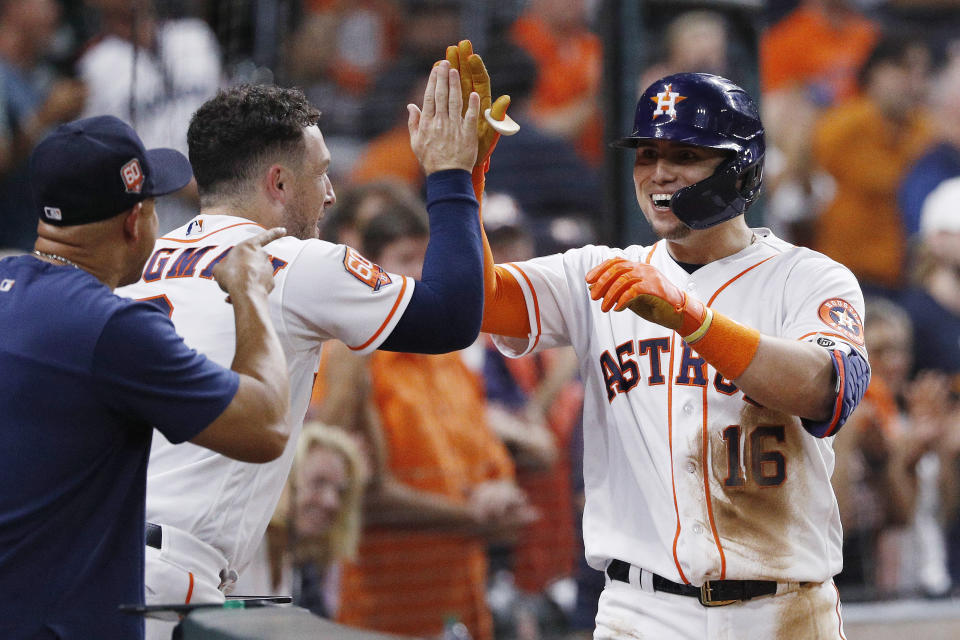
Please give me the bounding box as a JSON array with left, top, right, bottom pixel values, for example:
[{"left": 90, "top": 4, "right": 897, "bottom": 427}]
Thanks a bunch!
[
  {"left": 650, "top": 83, "right": 687, "bottom": 120},
  {"left": 43, "top": 206, "right": 62, "bottom": 221},
  {"left": 817, "top": 298, "right": 864, "bottom": 345},
  {"left": 121, "top": 158, "right": 144, "bottom": 194}
]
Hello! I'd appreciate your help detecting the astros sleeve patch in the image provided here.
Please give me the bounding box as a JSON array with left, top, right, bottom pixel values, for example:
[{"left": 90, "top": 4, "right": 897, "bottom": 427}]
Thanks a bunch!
[
  {"left": 816, "top": 298, "right": 864, "bottom": 346},
  {"left": 343, "top": 247, "right": 393, "bottom": 292}
]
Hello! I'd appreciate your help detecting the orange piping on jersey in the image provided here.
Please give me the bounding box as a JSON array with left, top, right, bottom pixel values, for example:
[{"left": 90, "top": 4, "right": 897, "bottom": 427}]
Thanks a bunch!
[
  {"left": 481, "top": 265, "right": 531, "bottom": 338},
  {"left": 509, "top": 263, "right": 542, "bottom": 351},
  {"left": 833, "top": 581, "right": 846, "bottom": 640},
  {"left": 185, "top": 572, "right": 195, "bottom": 604},
  {"left": 644, "top": 242, "right": 659, "bottom": 264},
  {"left": 667, "top": 333, "right": 689, "bottom": 584},
  {"left": 700, "top": 382, "right": 727, "bottom": 579},
  {"left": 159, "top": 221, "right": 265, "bottom": 244},
  {"left": 692, "top": 255, "right": 776, "bottom": 576},
  {"left": 822, "top": 351, "right": 846, "bottom": 437},
  {"left": 348, "top": 276, "right": 409, "bottom": 352},
  {"left": 706, "top": 256, "right": 776, "bottom": 306}
]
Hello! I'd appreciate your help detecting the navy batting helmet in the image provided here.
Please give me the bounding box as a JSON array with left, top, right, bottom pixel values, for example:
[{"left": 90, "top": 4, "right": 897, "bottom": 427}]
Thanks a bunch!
[{"left": 613, "top": 73, "right": 765, "bottom": 230}]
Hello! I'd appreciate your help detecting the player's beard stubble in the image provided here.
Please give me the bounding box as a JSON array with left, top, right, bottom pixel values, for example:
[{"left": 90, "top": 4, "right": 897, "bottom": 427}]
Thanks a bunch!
[
  {"left": 642, "top": 208, "right": 692, "bottom": 242},
  {"left": 283, "top": 190, "right": 322, "bottom": 240}
]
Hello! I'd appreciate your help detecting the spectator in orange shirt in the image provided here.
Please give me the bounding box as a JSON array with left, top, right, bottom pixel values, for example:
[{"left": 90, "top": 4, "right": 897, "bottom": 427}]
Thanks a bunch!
[
  {"left": 312, "top": 198, "right": 537, "bottom": 640},
  {"left": 760, "top": 0, "right": 879, "bottom": 246},
  {"left": 761, "top": 0, "right": 879, "bottom": 103},
  {"left": 811, "top": 34, "right": 934, "bottom": 297},
  {"left": 511, "top": 0, "right": 604, "bottom": 166}
]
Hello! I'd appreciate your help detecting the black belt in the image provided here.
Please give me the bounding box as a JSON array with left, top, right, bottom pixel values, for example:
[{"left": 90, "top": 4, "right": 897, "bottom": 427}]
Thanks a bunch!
[
  {"left": 606, "top": 559, "right": 778, "bottom": 606},
  {"left": 146, "top": 522, "right": 162, "bottom": 550}
]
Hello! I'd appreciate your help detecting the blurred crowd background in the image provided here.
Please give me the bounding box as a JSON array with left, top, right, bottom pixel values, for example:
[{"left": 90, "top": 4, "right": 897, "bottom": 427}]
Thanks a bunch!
[{"left": 3, "top": 0, "right": 960, "bottom": 638}]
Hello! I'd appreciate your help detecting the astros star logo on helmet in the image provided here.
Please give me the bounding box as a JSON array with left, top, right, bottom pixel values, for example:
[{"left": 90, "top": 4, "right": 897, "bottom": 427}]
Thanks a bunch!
[{"left": 650, "top": 84, "right": 687, "bottom": 120}]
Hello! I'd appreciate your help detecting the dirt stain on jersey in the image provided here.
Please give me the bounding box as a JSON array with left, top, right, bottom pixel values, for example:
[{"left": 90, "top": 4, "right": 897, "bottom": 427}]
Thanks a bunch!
[
  {"left": 708, "top": 403, "right": 808, "bottom": 577},
  {"left": 599, "top": 623, "right": 647, "bottom": 639}
]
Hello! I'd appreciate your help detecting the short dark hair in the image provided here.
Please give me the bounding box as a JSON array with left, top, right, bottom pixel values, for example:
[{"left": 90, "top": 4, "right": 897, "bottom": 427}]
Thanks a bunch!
[
  {"left": 360, "top": 197, "right": 429, "bottom": 261},
  {"left": 187, "top": 84, "right": 321, "bottom": 201},
  {"left": 322, "top": 180, "right": 425, "bottom": 244},
  {"left": 857, "top": 33, "right": 928, "bottom": 90}
]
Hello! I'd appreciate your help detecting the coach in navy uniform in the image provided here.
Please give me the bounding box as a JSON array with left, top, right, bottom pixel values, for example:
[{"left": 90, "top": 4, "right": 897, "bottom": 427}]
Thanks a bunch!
[{"left": 0, "top": 115, "right": 291, "bottom": 640}]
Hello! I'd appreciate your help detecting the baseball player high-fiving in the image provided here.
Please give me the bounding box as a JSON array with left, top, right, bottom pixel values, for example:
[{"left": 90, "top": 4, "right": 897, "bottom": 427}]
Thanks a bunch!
[
  {"left": 471, "top": 69, "right": 869, "bottom": 639},
  {"left": 119, "top": 63, "right": 484, "bottom": 640}
]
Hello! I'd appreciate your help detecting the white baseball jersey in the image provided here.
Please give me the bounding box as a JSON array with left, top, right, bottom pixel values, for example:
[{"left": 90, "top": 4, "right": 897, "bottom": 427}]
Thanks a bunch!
[
  {"left": 118, "top": 214, "right": 414, "bottom": 575},
  {"left": 492, "top": 228, "right": 866, "bottom": 586},
  {"left": 78, "top": 19, "right": 222, "bottom": 157}
]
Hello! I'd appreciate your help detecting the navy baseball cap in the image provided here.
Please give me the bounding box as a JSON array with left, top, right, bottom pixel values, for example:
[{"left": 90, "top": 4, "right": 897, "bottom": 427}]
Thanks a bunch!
[{"left": 29, "top": 115, "right": 194, "bottom": 226}]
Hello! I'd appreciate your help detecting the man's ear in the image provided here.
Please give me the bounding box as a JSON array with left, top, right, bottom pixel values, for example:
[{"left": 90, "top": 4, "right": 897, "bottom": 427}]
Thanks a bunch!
[
  {"left": 122, "top": 202, "right": 144, "bottom": 242},
  {"left": 264, "top": 164, "right": 291, "bottom": 204}
]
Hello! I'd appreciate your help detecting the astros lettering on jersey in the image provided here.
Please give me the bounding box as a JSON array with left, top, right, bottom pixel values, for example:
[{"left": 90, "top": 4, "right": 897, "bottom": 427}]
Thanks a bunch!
[{"left": 490, "top": 229, "right": 865, "bottom": 586}]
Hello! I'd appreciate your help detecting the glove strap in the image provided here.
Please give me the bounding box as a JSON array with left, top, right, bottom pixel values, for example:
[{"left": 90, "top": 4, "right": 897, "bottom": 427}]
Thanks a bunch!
[{"left": 684, "top": 307, "right": 714, "bottom": 343}]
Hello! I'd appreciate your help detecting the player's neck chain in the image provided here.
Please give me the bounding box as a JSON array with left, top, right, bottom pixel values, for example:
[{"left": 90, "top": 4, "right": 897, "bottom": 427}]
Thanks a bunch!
[{"left": 32, "top": 250, "right": 80, "bottom": 269}]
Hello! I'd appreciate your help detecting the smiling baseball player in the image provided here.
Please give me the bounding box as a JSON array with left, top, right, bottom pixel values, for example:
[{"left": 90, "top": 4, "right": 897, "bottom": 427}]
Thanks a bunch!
[
  {"left": 118, "top": 65, "right": 483, "bottom": 640},
  {"left": 473, "top": 71, "right": 870, "bottom": 639}
]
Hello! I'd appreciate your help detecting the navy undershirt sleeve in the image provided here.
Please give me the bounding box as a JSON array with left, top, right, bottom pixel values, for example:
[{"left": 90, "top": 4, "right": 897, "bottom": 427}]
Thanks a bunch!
[{"left": 381, "top": 169, "right": 483, "bottom": 353}]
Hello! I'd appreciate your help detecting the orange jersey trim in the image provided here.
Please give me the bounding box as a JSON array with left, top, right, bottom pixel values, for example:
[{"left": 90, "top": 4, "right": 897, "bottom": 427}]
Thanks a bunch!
[
  {"left": 185, "top": 572, "right": 195, "bottom": 604},
  {"left": 667, "top": 333, "right": 689, "bottom": 584},
  {"left": 701, "top": 382, "right": 727, "bottom": 579},
  {"left": 690, "top": 254, "right": 775, "bottom": 578},
  {"left": 509, "top": 263, "right": 541, "bottom": 349},
  {"left": 833, "top": 581, "right": 846, "bottom": 640},
  {"left": 644, "top": 243, "right": 659, "bottom": 264},
  {"left": 348, "top": 276, "right": 409, "bottom": 352},
  {"left": 706, "top": 256, "right": 776, "bottom": 306},
  {"left": 159, "top": 221, "right": 265, "bottom": 244},
  {"left": 822, "top": 350, "right": 846, "bottom": 438}
]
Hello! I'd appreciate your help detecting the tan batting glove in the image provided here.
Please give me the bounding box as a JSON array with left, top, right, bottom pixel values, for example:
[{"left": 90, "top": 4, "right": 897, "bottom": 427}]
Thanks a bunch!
[{"left": 442, "top": 40, "right": 517, "bottom": 171}]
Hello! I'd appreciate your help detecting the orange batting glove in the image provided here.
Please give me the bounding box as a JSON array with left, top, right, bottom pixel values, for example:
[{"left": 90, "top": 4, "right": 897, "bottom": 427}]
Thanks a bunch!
[
  {"left": 585, "top": 258, "right": 762, "bottom": 380},
  {"left": 586, "top": 258, "right": 709, "bottom": 339}
]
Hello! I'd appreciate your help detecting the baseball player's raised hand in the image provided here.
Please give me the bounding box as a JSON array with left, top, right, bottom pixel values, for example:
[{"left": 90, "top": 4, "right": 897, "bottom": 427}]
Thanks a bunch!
[
  {"left": 212, "top": 227, "right": 286, "bottom": 299},
  {"left": 586, "top": 258, "right": 710, "bottom": 340},
  {"left": 408, "top": 60, "right": 480, "bottom": 175},
  {"left": 443, "top": 40, "right": 517, "bottom": 170}
]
